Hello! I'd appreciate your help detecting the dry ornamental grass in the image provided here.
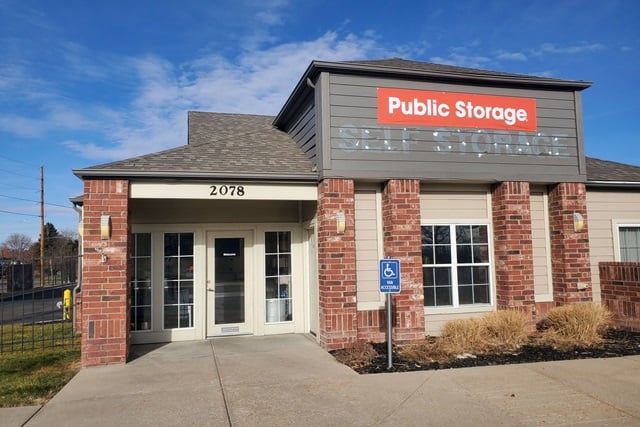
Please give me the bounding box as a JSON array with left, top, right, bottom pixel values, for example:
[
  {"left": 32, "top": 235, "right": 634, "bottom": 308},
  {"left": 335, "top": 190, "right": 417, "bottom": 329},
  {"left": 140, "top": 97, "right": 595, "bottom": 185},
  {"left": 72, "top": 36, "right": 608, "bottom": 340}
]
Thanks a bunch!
[{"left": 332, "top": 305, "right": 638, "bottom": 374}]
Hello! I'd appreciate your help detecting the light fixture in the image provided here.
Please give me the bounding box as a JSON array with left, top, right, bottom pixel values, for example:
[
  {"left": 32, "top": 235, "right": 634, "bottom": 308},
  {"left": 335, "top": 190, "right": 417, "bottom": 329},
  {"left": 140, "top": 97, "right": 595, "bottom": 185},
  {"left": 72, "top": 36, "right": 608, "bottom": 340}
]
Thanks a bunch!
[
  {"left": 100, "top": 215, "right": 111, "bottom": 240},
  {"left": 573, "top": 212, "right": 584, "bottom": 233},
  {"left": 336, "top": 212, "right": 346, "bottom": 235}
]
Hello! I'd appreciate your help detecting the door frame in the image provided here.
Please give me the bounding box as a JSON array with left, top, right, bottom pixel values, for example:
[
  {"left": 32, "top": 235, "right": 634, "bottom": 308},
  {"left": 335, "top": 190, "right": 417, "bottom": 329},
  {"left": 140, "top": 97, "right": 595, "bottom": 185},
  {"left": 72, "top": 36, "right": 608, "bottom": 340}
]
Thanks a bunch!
[{"left": 206, "top": 230, "right": 255, "bottom": 336}]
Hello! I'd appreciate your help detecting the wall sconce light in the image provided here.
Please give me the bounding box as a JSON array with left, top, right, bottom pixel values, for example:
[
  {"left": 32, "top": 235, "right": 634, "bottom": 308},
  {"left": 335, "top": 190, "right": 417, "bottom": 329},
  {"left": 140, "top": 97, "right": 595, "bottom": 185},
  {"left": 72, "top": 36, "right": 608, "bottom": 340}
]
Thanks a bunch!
[
  {"left": 573, "top": 212, "right": 584, "bottom": 233},
  {"left": 336, "top": 212, "right": 346, "bottom": 235},
  {"left": 100, "top": 215, "right": 111, "bottom": 240}
]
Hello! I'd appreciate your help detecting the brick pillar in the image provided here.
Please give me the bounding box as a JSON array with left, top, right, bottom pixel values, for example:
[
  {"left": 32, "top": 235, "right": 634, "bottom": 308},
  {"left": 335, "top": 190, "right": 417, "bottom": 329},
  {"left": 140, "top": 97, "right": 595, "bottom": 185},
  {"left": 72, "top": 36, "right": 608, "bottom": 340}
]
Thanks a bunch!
[
  {"left": 382, "top": 179, "right": 425, "bottom": 343},
  {"left": 491, "top": 182, "right": 535, "bottom": 320},
  {"left": 317, "top": 179, "right": 357, "bottom": 350},
  {"left": 81, "top": 179, "right": 130, "bottom": 366},
  {"left": 548, "top": 182, "right": 592, "bottom": 304}
]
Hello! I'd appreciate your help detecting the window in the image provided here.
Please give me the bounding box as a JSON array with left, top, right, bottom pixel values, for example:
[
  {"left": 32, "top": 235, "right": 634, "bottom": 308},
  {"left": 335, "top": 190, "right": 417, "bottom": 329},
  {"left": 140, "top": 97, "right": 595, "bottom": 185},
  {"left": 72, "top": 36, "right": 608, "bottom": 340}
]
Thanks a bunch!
[
  {"left": 163, "top": 233, "right": 194, "bottom": 329},
  {"left": 422, "top": 224, "right": 491, "bottom": 307},
  {"left": 265, "top": 231, "right": 292, "bottom": 322},
  {"left": 130, "top": 233, "right": 152, "bottom": 331},
  {"left": 619, "top": 226, "right": 640, "bottom": 261}
]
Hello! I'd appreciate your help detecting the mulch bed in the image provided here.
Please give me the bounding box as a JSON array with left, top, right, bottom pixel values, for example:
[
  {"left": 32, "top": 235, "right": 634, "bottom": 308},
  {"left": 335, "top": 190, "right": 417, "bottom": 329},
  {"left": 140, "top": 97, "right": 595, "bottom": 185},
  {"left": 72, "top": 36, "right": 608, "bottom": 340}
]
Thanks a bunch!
[{"left": 332, "top": 329, "right": 640, "bottom": 374}]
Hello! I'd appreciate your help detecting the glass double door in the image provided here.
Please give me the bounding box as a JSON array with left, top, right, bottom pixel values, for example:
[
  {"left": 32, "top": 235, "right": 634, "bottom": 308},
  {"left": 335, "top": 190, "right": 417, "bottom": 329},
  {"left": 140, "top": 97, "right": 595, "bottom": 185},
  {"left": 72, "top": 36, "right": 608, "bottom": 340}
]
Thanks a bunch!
[{"left": 206, "top": 231, "right": 253, "bottom": 336}]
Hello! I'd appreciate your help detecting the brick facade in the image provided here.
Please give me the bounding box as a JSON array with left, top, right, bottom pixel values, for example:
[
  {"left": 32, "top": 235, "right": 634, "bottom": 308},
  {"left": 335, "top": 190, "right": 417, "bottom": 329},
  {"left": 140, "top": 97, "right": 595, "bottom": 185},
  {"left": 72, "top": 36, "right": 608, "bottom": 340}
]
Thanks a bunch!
[
  {"left": 356, "top": 310, "right": 386, "bottom": 342},
  {"left": 491, "top": 182, "right": 536, "bottom": 321},
  {"left": 317, "top": 179, "right": 357, "bottom": 350},
  {"left": 548, "top": 182, "right": 592, "bottom": 303},
  {"left": 381, "top": 179, "right": 425, "bottom": 343},
  {"left": 81, "top": 179, "right": 130, "bottom": 366},
  {"left": 599, "top": 262, "right": 640, "bottom": 332}
]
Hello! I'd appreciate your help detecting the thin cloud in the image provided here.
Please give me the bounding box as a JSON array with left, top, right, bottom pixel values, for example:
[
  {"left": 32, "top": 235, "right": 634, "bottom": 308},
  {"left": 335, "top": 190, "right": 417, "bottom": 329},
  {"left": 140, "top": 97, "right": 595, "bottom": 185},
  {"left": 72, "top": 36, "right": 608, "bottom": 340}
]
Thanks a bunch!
[
  {"left": 429, "top": 52, "right": 492, "bottom": 69},
  {"left": 534, "top": 42, "right": 605, "bottom": 56},
  {"left": 496, "top": 51, "right": 528, "bottom": 61},
  {"left": 61, "top": 30, "right": 403, "bottom": 162}
]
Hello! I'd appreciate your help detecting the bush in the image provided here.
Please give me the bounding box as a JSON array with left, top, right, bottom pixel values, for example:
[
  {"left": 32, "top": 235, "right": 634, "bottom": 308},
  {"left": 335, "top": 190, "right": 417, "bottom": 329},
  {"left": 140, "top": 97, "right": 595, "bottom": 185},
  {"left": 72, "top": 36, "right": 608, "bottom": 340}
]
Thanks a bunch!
[
  {"left": 399, "top": 310, "right": 530, "bottom": 361},
  {"left": 333, "top": 340, "right": 378, "bottom": 369},
  {"left": 483, "top": 310, "right": 529, "bottom": 352},
  {"left": 440, "top": 318, "right": 489, "bottom": 355},
  {"left": 538, "top": 303, "right": 612, "bottom": 349}
]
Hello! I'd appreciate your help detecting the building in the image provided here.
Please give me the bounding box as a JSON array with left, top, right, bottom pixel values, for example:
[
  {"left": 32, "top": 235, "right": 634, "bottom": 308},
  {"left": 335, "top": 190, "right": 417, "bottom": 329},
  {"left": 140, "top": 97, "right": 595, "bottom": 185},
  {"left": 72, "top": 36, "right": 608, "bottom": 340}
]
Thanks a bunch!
[{"left": 73, "top": 58, "right": 640, "bottom": 366}]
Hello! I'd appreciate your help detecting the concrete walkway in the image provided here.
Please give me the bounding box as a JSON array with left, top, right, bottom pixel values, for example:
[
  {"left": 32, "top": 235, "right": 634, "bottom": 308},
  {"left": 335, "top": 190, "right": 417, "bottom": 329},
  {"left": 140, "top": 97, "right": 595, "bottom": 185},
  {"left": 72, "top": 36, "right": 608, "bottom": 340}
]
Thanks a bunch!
[{"left": 3, "top": 334, "right": 640, "bottom": 426}]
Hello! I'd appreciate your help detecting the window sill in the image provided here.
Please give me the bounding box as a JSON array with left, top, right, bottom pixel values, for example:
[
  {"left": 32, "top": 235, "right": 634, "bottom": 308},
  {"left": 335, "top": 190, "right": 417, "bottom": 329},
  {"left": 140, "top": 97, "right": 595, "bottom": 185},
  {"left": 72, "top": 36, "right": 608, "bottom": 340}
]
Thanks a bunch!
[{"left": 424, "top": 304, "right": 494, "bottom": 316}]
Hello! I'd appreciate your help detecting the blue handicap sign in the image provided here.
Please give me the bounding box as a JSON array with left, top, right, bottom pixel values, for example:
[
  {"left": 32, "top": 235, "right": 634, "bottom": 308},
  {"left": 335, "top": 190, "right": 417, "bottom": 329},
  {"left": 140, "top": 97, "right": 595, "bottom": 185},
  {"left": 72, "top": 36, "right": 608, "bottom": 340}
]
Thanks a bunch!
[{"left": 379, "top": 259, "right": 401, "bottom": 293}]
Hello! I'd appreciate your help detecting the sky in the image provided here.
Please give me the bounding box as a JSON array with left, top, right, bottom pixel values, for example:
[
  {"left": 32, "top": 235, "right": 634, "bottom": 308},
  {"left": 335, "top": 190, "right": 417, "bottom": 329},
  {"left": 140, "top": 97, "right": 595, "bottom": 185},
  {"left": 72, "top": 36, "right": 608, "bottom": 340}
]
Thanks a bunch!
[{"left": 0, "top": 0, "right": 639, "bottom": 244}]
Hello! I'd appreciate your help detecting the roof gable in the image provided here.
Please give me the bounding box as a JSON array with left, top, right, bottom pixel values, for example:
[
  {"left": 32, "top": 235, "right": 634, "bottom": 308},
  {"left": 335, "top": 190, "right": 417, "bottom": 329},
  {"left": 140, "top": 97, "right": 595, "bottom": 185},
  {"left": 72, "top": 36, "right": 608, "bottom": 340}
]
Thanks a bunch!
[{"left": 74, "top": 112, "right": 317, "bottom": 181}]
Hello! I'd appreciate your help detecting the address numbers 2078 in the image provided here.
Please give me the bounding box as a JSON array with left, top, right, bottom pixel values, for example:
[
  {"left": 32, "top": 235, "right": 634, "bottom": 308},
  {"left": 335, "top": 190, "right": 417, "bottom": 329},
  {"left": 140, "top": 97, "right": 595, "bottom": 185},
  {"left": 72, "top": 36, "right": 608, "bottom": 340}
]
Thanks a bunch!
[{"left": 209, "top": 185, "right": 245, "bottom": 197}]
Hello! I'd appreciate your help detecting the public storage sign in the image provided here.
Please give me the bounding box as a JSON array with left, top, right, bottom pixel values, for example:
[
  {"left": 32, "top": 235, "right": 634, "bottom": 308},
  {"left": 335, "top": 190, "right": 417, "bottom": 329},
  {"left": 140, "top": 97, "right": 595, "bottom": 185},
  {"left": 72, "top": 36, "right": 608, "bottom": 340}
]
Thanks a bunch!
[{"left": 377, "top": 87, "right": 537, "bottom": 132}]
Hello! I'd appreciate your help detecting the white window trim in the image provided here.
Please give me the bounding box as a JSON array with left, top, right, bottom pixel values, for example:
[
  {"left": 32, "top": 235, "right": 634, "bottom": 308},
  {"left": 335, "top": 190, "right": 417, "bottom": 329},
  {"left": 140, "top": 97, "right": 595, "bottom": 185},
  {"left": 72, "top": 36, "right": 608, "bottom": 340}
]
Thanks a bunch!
[
  {"left": 421, "top": 221, "right": 495, "bottom": 314},
  {"left": 131, "top": 232, "right": 153, "bottom": 333},
  {"left": 130, "top": 224, "right": 203, "bottom": 344},
  {"left": 612, "top": 221, "right": 640, "bottom": 261},
  {"left": 161, "top": 231, "right": 196, "bottom": 331}
]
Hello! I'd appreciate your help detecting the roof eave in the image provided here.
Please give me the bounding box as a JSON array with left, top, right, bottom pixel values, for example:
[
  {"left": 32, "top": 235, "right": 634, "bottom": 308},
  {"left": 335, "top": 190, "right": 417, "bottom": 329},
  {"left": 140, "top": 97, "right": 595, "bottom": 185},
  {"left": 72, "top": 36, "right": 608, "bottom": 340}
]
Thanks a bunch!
[
  {"left": 587, "top": 180, "right": 640, "bottom": 188},
  {"left": 73, "top": 168, "right": 319, "bottom": 182}
]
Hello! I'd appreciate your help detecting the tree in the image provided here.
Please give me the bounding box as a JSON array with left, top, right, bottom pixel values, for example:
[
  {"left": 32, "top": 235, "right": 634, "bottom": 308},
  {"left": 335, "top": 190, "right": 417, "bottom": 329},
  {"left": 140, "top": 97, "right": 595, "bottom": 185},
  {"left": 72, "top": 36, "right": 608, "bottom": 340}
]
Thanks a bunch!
[
  {"left": 2, "top": 233, "right": 33, "bottom": 262},
  {"left": 31, "top": 223, "right": 80, "bottom": 284}
]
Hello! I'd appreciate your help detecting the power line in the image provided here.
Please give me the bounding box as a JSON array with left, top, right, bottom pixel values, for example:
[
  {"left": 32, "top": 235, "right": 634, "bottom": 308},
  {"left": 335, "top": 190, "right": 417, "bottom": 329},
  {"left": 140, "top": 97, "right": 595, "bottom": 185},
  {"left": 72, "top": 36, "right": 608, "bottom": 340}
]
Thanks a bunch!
[
  {"left": 0, "top": 167, "right": 39, "bottom": 181},
  {"left": 0, "top": 153, "right": 39, "bottom": 168},
  {"left": 0, "top": 209, "right": 40, "bottom": 218},
  {"left": 0, "top": 194, "right": 74, "bottom": 210},
  {"left": 0, "top": 181, "right": 39, "bottom": 192}
]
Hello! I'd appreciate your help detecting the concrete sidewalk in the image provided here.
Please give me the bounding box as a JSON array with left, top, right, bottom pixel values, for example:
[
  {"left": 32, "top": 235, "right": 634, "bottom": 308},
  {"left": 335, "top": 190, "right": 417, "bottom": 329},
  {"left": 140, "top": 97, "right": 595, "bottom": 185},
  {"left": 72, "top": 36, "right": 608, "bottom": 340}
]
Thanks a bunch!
[{"left": 3, "top": 334, "right": 640, "bottom": 426}]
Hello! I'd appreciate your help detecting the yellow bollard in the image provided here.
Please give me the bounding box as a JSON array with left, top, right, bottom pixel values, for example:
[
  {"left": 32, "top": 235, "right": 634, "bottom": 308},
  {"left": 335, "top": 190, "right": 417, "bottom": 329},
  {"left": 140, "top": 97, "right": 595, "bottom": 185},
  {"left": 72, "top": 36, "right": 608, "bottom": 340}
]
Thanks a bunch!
[{"left": 63, "top": 289, "right": 72, "bottom": 321}]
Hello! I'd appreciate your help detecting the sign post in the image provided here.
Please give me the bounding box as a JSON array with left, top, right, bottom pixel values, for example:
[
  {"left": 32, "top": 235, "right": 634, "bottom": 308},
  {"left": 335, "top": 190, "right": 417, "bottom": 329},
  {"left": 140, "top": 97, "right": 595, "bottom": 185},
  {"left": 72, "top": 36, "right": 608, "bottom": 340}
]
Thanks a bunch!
[{"left": 379, "top": 259, "right": 400, "bottom": 370}]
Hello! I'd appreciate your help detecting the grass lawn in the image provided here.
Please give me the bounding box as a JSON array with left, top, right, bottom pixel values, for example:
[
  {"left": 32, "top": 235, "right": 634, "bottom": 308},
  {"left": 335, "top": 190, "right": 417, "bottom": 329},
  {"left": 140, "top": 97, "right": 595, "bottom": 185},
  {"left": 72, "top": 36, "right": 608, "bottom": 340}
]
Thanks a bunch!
[{"left": 0, "top": 322, "right": 81, "bottom": 407}]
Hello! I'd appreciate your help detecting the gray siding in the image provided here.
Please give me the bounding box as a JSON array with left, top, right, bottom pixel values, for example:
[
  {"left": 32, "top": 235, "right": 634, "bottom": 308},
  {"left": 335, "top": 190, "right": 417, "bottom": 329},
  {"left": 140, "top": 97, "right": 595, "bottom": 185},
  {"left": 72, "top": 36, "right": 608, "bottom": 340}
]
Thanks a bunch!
[
  {"left": 323, "top": 74, "right": 586, "bottom": 182},
  {"left": 282, "top": 92, "right": 317, "bottom": 165}
]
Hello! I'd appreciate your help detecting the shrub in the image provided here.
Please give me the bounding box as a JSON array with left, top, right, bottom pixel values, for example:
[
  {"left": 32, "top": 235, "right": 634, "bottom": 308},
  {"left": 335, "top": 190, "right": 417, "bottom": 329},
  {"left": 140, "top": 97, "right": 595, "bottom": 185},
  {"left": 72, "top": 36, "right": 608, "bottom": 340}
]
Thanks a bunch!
[
  {"left": 333, "top": 340, "right": 378, "bottom": 369},
  {"left": 397, "top": 338, "right": 451, "bottom": 364},
  {"left": 538, "top": 303, "right": 612, "bottom": 349},
  {"left": 439, "top": 318, "right": 490, "bottom": 355},
  {"left": 483, "top": 310, "right": 529, "bottom": 352}
]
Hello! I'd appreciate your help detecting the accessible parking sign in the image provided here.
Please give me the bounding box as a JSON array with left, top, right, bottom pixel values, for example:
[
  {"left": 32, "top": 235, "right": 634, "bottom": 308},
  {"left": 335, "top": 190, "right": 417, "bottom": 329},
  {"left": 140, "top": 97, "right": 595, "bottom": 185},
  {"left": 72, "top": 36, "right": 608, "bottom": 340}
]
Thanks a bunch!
[{"left": 379, "top": 259, "right": 401, "bottom": 293}]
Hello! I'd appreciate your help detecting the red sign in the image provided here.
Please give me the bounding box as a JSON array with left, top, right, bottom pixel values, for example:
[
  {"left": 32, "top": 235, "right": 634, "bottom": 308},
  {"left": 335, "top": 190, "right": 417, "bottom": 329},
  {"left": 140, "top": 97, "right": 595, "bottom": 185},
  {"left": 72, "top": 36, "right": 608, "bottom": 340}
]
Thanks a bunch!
[{"left": 377, "top": 88, "right": 537, "bottom": 132}]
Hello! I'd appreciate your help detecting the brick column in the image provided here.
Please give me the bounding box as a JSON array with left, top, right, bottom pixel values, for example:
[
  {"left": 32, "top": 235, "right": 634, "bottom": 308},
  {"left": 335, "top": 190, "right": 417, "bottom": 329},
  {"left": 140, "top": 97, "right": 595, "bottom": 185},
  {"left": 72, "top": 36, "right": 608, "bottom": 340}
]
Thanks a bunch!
[
  {"left": 317, "top": 179, "right": 357, "bottom": 350},
  {"left": 548, "top": 182, "right": 592, "bottom": 304},
  {"left": 491, "top": 182, "right": 535, "bottom": 319},
  {"left": 81, "top": 179, "right": 130, "bottom": 366},
  {"left": 382, "top": 179, "right": 425, "bottom": 343}
]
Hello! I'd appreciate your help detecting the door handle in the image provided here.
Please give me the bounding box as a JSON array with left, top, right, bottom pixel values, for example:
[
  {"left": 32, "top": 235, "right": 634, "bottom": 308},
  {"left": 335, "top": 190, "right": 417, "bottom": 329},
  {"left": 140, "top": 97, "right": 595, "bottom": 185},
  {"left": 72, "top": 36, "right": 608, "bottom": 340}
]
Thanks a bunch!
[{"left": 207, "top": 288, "right": 215, "bottom": 292}]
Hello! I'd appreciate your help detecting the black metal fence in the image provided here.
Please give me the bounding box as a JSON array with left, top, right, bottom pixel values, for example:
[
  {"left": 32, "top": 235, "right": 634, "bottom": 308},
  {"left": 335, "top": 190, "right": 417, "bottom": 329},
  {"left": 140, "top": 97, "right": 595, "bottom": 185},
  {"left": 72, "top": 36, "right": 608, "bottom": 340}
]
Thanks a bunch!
[{"left": 0, "top": 256, "right": 81, "bottom": 353}]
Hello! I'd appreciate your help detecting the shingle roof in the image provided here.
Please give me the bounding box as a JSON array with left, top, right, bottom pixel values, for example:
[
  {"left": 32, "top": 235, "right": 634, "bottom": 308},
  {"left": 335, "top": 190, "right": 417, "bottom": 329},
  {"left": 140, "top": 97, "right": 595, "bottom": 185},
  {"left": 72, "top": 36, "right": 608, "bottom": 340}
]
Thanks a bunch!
[
  {"left": 586, "top": 157, "right": 640, "bottom": 183},
  {"left": 73, "top": 112, "right": 317, "bottom": 181},
  {"left": 341, "top": 58, "right": 591, "bottom": 88}
]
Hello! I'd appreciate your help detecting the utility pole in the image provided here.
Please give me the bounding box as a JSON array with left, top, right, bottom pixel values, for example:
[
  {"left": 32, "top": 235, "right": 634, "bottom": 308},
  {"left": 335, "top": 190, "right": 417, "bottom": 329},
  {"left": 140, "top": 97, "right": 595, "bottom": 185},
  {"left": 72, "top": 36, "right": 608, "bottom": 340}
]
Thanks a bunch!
[{"left": 40, "top": 165, "right": 44, "bottom": 288}]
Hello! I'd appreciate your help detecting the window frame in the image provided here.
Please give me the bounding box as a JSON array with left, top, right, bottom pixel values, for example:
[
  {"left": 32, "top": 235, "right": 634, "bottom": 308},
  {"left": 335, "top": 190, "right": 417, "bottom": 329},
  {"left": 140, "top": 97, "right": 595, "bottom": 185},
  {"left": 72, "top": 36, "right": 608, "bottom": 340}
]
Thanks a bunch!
[
  {"left": 421, "top": 222, "right": 494, "bottom": 310},
  {"left": 614, "top": 223, "right": 640, "bottom": 262},
  {"left": 162, "top": 232, "right": 195, "bottom": 330},
  {"left": 264, "top": 231, "right": 293, "bottom": 323},
  {"left": 130, "top": 232, "right": 152, "bottom": 332}
]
